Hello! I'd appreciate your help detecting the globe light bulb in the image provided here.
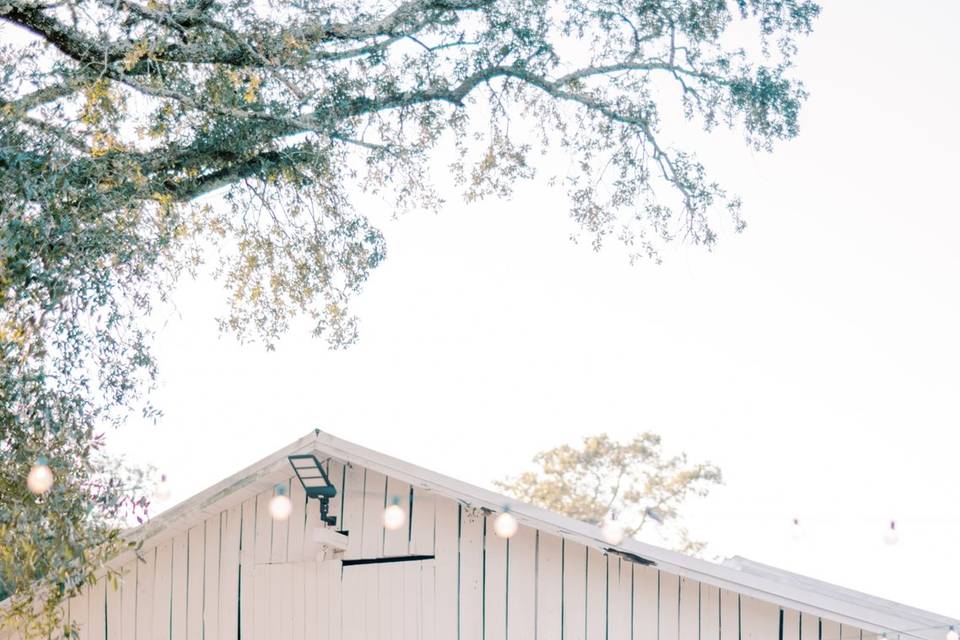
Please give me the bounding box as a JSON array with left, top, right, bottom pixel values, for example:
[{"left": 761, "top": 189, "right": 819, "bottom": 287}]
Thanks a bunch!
[
  {"left": 383, "top": 498, "right": 406, "bottom": 531},
  {"left": 946, "top": 626, "right": 958, "bottom": 640},
  {"left": 493, "top": 510, "right": 519, "bottom": 539},
  {"left": 154, "top": 474, "right": 172, "bottom": 502},
  {"left": 269, "top": 486, "right": 292, "bottom": 521},
  {"left": 601, "top": 516, "right": 626, "bottom": 546},
  {"left": 27, "top": 457, "right": 54, "bottom": 495},
  {"left": 883, "top": 520, "right": 899, "bottom": 545}
]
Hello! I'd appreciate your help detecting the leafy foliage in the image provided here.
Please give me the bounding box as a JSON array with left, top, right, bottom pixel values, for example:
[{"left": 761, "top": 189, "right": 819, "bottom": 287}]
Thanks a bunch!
[
  {"left": 1, "top": 0, "right": 816, "bottom": 634},
  {"left": 496, "top": 433, "right": 722, "bottom": 554}
]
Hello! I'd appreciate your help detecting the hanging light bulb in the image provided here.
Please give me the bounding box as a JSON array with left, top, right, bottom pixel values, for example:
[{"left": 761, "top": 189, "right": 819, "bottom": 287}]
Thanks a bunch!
[
  {"left": 946, "top": 626, "right": 958, "bottom": 640},
  {"left": 269, "top": 485, "right": 293, "bottom": 521},
  {"left": 27, "top": 457, "right": 54, "bottom": 495},
  {"left": 383, "top": 496, "right": 406, "bottom": 531},
  {"left": 154, "top": 474, "right": 172, "bottom": 502},
  {"left": 601, "top": 513, "right": 626, "bottom": 546},
  {"left": 883, "top": 520, "right": 899, "bottom": 545},
  {"left": 493, "top": 508, "right": 519, "bottom": 539}
]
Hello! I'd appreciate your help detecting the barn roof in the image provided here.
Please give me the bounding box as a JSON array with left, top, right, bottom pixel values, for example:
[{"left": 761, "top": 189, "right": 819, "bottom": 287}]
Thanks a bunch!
[{"left": 132, "top": 429, "right": 957, "bottom": 640}]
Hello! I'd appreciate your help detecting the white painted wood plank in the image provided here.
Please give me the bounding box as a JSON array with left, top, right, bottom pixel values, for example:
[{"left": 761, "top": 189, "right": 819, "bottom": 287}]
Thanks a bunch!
[
  {"left": 361, "top": 470, "right": 387, "bottom": 558},
  {"left": 420, "top": 560, "right": 435, "bottom": 640},
  {"left": 106, "top": 570, "right": 122, "bottom": 640},
  {"left": 700, "top": 584, "right": 720, "bottom": 640},
  {"left": 357, "top": 564, "right": 378, "bottom": 637},
  {"left": 376, "top": 563, "right": 392, "bottom": 640},
  {"left": 120, "top": 561, "right": 137, "bottom": 640},
  {"left": 719, "top": 589, "right": 740, "bottom": 640},
  {"left": 608, "top": 558, "right": 631, "bottom": 640},
  {"left": 783, "top": 608, "right": 800, "bottom": 640},
  {"left": 632, "top": 565, "right": 658, "bottom": 640},
  {"left": 341, "top": 463, "right": 366, "bottom": 560},
  {"left": 341, "top": 565, "right": 366, "bottom": 640},
  {"left": 562, "top": 541, "right": 586, "bottom": 640},
  {"left": 402, "top": 561, "right": 421, "bottom": 640},
  {"left": 89, "top": 579, "right": 106, "bottom": 640},
  {"left": 822, "top": 620, "right": 841, "bottom": 640},
  {"left": 170, "top": 533, "right": 188, "bottom": 640},
  {"left": 287, "top": 479, "right": 307, "bottom": 563},
  {"left": 378, "top": 563, "right": 403, "bottom": 640},
  {"left": 508, "top": 525, "right": 538, "bottom": 640},
  {"left": 383, "top": 477, "right": 411, "bottom": 557},
  {"left": 252, "top": 564, "right": 269, "bottom": 640},
  {"left": 239, "top": 499, "right": 256, "bottom": 640},
  {"left": 658, "top": 572, "right": 679, "bottom": 640},
  {"left": 536, "top": 533, "right": 563, "bottom": 640},
  {"left": 186, "top": 526, "right": 204, "bottom": 640},
  {"left": 459, "top": 507, "right": 484, "bottom": 640},
  {"left": 740, "top": 596, "right": 779, "bottom": 640},
  {"left": 585, "top": 548, "right": 606, "bottom": 640},
  {"left": 303, "top": 562, "right": 319, "bottom": 640},
  {"left": 253, "top": 491, "right": 273, "bottom": 566},
  {"left": 678, "top": 576, "right": 698, "bottom": 640},
  {"left": 434, "top": 499, "right": 459, "bottom": 640},
  {"left": 203, "top": 515, "right": 221, "bottom": 640},
  {"left": 841, "top": 624, "right": 862, "bottom": 640},
  {"left": 327, "top": 559, "right": 343, "bottom": 640},
  {"left": 136, "top": 547, "right": 156, "bottom": 640},
  {"left": 270, "top": 480, "right": 291, "bottom": 564},
  {"left": 483, "top": 514, "right": 507, "bottom": 640},
  {"left": 409, "top": 487, "right": 436, "bottom": 557},
  {"left": 310, "top": 561, "right": 326, "bottom": 640},
  {"left": 152, "top": 541, "right": 172, "bottom": 640},
  {"left": 800, "top": 613, "right": 819, "bottom": 640},
  {"left": 70, "top": 586, "right": 88, "bottom": 640},
  {"left": 268, "top": 564, "right": 293, "bottom": 640},
  {"left": 218, "top": 506, "right": 241, "bottom": 640},
  {"left": 292, "top": 563, "right": 305, "bottom": 640},
  {"left": 315, "top": 560, "right": 331, "bottom": 640}
]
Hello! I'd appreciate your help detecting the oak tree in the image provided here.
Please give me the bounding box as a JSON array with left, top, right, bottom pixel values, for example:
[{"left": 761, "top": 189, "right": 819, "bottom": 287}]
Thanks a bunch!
[{"left": 0, "top": 0, "right": 817, "bottom": 633}]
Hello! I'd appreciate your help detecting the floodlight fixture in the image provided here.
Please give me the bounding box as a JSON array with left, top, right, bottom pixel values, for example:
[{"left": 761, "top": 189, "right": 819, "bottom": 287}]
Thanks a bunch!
[{"left": 288, "top": 454, "right": 338, "bottom": 527}]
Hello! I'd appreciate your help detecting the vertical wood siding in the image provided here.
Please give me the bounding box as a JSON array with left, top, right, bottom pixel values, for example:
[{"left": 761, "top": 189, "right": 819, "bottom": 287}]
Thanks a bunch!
[{"left": 0, "top": 458, "right": 873, "bottom": 640}]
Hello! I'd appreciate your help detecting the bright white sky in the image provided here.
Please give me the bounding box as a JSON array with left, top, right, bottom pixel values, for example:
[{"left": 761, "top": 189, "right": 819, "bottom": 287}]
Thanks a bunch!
[{"left": 109, "top": 0, "right": 960, "bottom": 618}]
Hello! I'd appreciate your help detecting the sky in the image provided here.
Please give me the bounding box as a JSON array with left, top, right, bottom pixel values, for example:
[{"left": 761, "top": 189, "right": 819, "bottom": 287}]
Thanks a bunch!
[{"left": 107, "top": 1, "right": 960, "bottom": 618}]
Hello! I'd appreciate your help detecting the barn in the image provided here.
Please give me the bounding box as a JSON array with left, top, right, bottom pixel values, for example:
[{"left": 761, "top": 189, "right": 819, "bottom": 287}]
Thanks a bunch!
[{"left": 6, "top": 430, "right": 957, "bottom": 640}]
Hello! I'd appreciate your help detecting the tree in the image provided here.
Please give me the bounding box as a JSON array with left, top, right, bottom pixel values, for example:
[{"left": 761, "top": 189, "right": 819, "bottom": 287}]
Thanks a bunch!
[
  {"left": 0, "top": 0, "right": 817, "bottom": 633},
  {"left": 496, "top": 433, "right": 722, "bottom": 554}
]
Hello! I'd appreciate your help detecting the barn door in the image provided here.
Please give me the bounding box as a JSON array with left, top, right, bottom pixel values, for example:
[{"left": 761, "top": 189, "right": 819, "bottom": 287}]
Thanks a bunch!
[
  {"left": 250, "top": 558, "right": 435, "bottom": 640},
  {"left": 341, "top": 559, "right": 434, "bottom": 640}
]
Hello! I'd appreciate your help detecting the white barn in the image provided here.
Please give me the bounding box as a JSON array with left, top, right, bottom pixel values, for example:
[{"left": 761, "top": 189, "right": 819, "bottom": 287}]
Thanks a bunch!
[{"left": 6, "top": 430, "right": 957, "bottom": 640}]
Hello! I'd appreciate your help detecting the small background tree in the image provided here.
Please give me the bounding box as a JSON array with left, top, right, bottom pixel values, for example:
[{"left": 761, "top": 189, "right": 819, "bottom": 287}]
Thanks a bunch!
[{"left": 496, "top": 433, "right": 722, "bottom": 555}]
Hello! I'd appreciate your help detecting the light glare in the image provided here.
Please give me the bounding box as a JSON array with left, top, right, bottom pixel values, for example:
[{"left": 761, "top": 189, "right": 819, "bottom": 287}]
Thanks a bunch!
[
  {"left": 601, "top": 517, "right": 625, "bottom": 545},
  {"left": 269, "top": 488, "right": 293, "bottom": 521},
  {"left": 493, "top": 511, "right": 518, "bottom": 539},
  {"left": 27, "top": 459, "right": 54, "bottom": 495},
  {"left": 383, "top": 503, "right": 406, "bottom": 531}
]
